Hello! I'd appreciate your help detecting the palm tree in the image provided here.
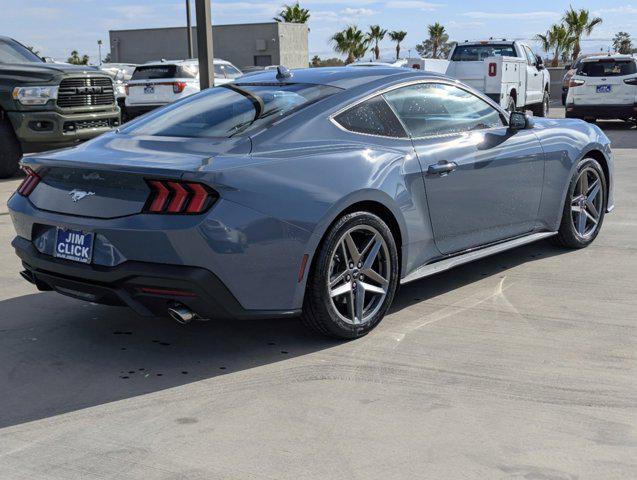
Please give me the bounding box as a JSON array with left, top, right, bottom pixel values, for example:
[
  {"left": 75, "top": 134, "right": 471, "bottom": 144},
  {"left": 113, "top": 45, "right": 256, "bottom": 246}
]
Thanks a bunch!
[
  {"left": 535, "top": 24, "right": 574, "bottom": 67},
  {"left": 274, "top": 2, "right": 310, "bottom": 23},
  {"left": 389, "top": 30, "right": 407, "bottom": 60},
  {"left": 427, "top": 22, "right": 448, "bottom": 59},
  {"left": 367, "top": 25, "right": 387, "bottom": 60},
  {"left": 331, "top": 26, "right": 368, "bottom": 64},
  {"left": 563, "top": 7, "right": 602, "bottom": 61}
]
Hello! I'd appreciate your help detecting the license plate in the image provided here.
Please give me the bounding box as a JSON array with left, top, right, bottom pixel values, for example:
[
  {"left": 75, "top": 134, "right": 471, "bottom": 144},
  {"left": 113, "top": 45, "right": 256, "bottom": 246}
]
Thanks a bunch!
[
  {"left": 54, "top": 228, "right": 94, "bottom": 264},
  {"left": 144, "top": 85, "right": 155, "bottom": 94},
  {"left": 596, "top": 85, "right": 612, "bottom": 93}
]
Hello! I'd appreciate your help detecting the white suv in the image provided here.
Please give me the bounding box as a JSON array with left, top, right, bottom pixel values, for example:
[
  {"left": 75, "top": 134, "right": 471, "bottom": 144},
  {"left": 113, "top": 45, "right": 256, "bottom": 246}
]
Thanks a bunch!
[
  {"left": 566, "top": 54, "right": 637, "bottom": 122},
  {"left": 125, "top": 59, "right": 242, "bottom": 118}
]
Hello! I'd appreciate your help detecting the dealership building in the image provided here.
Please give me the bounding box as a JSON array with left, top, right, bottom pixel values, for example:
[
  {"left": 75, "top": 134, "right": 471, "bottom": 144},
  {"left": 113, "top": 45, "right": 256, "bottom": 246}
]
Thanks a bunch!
[{"left": 109, "top": 22, "right": 309, "bottom": 69}]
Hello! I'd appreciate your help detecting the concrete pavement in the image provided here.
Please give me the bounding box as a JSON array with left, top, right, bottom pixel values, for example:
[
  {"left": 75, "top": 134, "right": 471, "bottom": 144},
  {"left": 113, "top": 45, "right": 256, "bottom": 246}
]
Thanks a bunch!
[{"left": 0, "top": 111, "right": 635, "bottom": 479}]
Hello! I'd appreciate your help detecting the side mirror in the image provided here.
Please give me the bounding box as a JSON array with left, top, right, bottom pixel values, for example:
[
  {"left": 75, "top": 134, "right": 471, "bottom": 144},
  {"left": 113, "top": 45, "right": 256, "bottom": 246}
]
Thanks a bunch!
[
  {"left": 535, "top": 55, "right": 545, "bottom": 69},
  {"left": 509, "top": 111, "right": 533, "bottom": 131}
]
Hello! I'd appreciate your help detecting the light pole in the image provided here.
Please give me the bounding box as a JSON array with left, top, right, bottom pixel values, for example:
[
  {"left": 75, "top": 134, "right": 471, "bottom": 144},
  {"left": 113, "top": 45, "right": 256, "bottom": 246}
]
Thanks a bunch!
[
  {"left": 97, "top": 39, "right": 103, "bottom": 65},
  {"left": 195, "top": 0, "right": 214, "bottom": 89},
  {"left": 185, "top": 0, "right": 193, "bottom": 59}
]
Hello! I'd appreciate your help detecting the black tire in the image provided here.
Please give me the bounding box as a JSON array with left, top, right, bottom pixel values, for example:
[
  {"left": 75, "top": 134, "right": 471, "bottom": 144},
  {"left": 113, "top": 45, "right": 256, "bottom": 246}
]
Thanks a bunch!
[
  {"left": 552, "top": 158, "right": 606, "bottom": 249},
  {"left": 0, "top": 116, "right": 22, "bottom": 179},
  {"left": 561, "top": 91, "right": 567, "bottom": 106},
  {"left": 531, "top": 91, "right": 550, "bottom": 117},
  {"left": 506, "top": 95, "right": 516, "bottom": 113},
  {"left": 302, "top": 211, "right": 400, "bottom": 339}
]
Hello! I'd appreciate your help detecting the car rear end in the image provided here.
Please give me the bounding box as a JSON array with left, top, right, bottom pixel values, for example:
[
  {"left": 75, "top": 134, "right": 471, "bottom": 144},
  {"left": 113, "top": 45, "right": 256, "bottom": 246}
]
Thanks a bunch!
[
  {"left": 566, "top": 56, "right": 637, "bottom": 121},
  {"left": 7, "top": 79, "right": 341, "bottom": 321},
  {"left": 125, "top": 63, "right": 199, "bottom": 118}
]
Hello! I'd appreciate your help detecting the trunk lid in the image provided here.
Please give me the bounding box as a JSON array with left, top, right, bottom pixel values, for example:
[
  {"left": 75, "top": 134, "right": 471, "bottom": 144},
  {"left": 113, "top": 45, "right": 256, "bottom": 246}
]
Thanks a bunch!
[{"left": 24, "top": 132, "right": 250, "bottom": 219}]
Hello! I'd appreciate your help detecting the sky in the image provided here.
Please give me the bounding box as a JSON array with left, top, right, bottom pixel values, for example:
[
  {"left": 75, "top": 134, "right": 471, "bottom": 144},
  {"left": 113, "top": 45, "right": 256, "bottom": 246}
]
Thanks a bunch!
[{"left": 2, "top": 0, "right": 636, "bottom": 63}]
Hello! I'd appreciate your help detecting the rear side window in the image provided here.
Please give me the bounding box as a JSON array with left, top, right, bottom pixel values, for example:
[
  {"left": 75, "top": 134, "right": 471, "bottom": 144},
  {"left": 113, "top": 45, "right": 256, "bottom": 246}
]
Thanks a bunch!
[
  {"left": 334, "top": 96, "right": 407, "bottom": 138},
  {"left": 131, "top": 65, "right": 178, "bottom": 80},
  {"left": 578, "top": 60, "right": 637, "bottom": 77},
  {"left": 384, "top": 83, "right": 504, "bottom": 138},
  {"left": 450, "top": 44, "right": 516, "bottom": 61}
]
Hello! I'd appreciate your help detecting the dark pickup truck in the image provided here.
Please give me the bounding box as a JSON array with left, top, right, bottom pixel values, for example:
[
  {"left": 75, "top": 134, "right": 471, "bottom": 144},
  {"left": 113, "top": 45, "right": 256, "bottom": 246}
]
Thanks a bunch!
[{"left": 0, "top": 36, "right": 120, "bottom": 178}]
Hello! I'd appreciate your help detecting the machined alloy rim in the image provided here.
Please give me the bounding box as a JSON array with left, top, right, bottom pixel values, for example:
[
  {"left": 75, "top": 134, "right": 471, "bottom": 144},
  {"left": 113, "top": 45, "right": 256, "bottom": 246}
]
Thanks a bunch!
[
  {"left": 327, "top": 225, "right": 390, "bottom": 326},
  {"left": 571, "top": 167, "right": 603, "bottom": 239}
]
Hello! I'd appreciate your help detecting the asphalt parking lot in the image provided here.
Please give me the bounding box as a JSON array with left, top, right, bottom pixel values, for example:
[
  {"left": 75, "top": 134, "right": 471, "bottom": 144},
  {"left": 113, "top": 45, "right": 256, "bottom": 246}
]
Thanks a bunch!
[{"left": 0, "top": 106, "right": 635, "bottom": 479}]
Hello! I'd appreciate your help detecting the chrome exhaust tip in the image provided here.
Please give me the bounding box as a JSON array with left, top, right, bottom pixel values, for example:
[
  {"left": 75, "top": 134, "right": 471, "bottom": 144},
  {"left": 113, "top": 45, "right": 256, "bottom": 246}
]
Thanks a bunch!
[{"left": 167, "top": 304, "right": 197, "bottom": 324}]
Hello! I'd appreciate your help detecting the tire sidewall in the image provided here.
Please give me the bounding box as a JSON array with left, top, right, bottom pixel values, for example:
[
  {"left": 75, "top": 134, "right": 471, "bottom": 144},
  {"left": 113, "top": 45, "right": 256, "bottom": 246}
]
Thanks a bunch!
[{"left": 309, "top": 212, "right": 399, "bottom": 338}]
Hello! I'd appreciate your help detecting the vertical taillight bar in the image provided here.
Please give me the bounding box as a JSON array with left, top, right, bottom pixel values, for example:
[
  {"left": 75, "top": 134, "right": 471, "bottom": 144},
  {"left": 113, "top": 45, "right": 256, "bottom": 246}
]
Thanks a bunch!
[
  {"left": 17, "top": 167, "right": 41, "bottom": 197},
  {"left": 145, "top": 180, "right": 216, "bottom": 214}
]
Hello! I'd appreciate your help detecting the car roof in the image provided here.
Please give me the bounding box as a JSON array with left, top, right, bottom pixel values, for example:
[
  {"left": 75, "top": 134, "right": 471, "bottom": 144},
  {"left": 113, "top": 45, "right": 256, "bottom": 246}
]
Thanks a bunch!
[
  {"left": 234, "top": 66, "right": 445, "bottom": 89},
  {"left": 581, "top": 54, "right": 635, "bottom": 62}
]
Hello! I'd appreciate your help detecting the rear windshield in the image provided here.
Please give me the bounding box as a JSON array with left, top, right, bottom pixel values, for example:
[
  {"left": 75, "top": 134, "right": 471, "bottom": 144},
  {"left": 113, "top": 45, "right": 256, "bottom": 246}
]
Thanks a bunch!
[
  {"left": 578, "top": 60, "right": 637, "bottom": 77},
  {"left": 131, "top": 64, "right": 199, "bottom": 80},
  {"left": 214, "top": 64, "right": 242, "bottom": 79},
  {"left": 451, "top": 44, "right": 516, "bottom": 61},
  {"left": 0, "top": 38, "right": 43, "bottom": 64},
  {"left": 121, "top": 83, "right": 341, "bottom": 138}
]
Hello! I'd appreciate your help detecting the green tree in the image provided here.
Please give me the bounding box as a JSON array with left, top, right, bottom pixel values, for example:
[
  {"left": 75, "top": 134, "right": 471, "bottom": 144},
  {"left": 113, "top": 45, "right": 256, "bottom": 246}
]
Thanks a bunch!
[
  {"left": 535, "top": 24, "right": 575, "bottom": 67},
  {"left": 367, "top": 25, "right": 387, "bottom": 60},
  {"left": 388, "top": 30, "right": 407, "bottom": 60},
  {"left": 274, "top": 2, "right": 310, "bottom": 23},
  {"left": 67, "top": 50, "right": 90, "bottom": 65},
  {"left": 612, "top": 32, "right": 633, "bottom": 54},
  {"left": 310, "top": 55, "right": 345, "bottom": 67},
  {"left": 563, "top": 7, "right": 602, "bottom": 61},
  {"left": 416, "top": 22, "right": 451, "bottom": 59},
  {"left": 331, "top": 26, "right": 369, "bottom": 64}
]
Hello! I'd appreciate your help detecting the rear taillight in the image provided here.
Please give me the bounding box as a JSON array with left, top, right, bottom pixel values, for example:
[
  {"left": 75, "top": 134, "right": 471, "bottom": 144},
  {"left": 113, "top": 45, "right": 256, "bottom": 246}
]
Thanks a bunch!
[
  {"left": 17, "top": 167, "right": 41, "bottom": 197},
  {"left": 623, "top": 78, "right": 637, "bottom": 86},
  {"left": 569, "top": 79, "right": 585, "bottom": 88},
  {"left": 173, "top": 82, "right": 187, "bottom": 94},
  {"left": 488, "top": 62, "right": 497, "bottom": 77},
  {"left": 144, "top": 180, "right": 217, "bottom": 214}
]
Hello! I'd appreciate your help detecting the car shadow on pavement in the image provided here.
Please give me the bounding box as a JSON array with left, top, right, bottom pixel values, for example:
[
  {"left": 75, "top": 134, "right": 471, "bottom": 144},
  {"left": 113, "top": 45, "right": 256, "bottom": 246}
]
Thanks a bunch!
[{"left": 0, "top": 240, "right": 567, "bottom": 429}]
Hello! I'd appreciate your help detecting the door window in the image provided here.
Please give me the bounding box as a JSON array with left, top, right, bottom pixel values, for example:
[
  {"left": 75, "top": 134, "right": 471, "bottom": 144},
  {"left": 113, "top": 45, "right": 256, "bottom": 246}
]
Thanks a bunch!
[
  {"left": 523, "top": 46, "right": 536, "bottom": 66},
  {"left": 383, "top": 83, "right": 505, "bottom": 138}
]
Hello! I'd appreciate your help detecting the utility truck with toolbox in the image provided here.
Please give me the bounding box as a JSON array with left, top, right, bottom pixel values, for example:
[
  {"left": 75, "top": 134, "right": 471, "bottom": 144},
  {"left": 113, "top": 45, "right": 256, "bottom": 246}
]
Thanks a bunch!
[
  {"left": 444, "top": 40, "right": 551, "bottom": 116},
  {"left": 0, "top": 36, "right": 120, "bottom": 178}
]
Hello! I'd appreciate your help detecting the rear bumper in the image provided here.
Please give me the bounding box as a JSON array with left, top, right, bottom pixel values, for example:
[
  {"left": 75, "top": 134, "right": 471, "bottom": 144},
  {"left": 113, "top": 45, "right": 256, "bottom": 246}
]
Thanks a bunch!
[
  {"left": 566, "top": 103, "right": 637, "bottom": 119},
  {"left": 7, "top": 108, "right": 121, "bottom": 153},
  {"left": 13, "top": 237, "right": 300, "bottom": 320}
]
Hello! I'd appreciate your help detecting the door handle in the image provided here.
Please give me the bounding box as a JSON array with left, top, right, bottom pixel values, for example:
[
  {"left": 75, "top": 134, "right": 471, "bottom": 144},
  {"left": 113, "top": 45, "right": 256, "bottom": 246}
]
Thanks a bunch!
[{"left": 427, "top": 160, "right": 458, "bottom": 175}]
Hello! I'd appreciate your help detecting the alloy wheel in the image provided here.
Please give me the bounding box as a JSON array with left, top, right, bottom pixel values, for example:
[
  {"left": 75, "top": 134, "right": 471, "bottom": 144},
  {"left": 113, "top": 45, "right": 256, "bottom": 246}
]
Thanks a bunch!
[
  {"left": 571, "top": 167, "right": 603, "bottom": 239},
  {"left": 327, "top": 225, "right": 390, "bottom": 325}
]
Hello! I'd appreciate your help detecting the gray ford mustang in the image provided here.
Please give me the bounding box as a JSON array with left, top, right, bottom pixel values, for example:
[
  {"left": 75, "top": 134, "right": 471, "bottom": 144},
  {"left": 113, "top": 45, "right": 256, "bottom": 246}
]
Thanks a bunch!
[{"left": 8, "top": 67, "right": 614, "bottom": 338}]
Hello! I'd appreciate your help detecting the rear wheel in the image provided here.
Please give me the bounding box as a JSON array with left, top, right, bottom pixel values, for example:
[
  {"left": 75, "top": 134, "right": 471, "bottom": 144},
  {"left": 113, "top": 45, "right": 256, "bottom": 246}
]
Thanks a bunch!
[
  {"left": 302, "top": 212, "right": 399, "bottom": 339},
  {"left": 0, "top": 116, "right": 22, "bottom": 179},
  {"left": 531, "top": 91, "right": 550, "bottom": 117},
  {"left": 552, "top": 158, "right": 606, "bottom": 249}
]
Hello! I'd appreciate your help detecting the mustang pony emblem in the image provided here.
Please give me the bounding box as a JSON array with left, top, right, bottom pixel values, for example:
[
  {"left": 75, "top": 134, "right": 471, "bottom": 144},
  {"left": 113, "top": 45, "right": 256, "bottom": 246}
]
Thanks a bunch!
[{"left": 69, "top": 190, "right": 95, "bottom": 202}]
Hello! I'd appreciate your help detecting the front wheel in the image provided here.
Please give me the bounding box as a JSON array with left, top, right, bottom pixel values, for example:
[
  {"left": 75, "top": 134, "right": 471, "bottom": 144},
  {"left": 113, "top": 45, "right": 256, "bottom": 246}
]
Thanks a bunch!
[
  {"left": 302, "top": 212, "right": 399, "bottom": 339},
  {"left": 531, "top": 91, "right": 550, "bottom": 117},
  {"left": 0, "top": 116, "right": 22, "bottom": 179},
  {"left": 552, "top": 158, "right": 606, "bottom": 249}
]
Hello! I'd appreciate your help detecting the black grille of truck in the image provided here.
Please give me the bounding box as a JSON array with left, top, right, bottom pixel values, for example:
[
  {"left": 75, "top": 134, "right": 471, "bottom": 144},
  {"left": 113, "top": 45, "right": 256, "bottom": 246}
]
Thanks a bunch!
[{"left": 57, "top": 77, "right": 115, "bottom": 109}]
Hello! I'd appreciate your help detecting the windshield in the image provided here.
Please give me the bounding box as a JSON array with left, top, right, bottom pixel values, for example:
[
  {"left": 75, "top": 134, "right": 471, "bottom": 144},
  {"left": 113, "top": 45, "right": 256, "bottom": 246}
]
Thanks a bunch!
[
  {"left": 0, "top": 38, "right": 44, "bottom": 64},
  {"left": 451, "top": 44, "right": 516, "bottom": 61},
  {"left": 121, "top": 83, "right": 341, "bottom": 138},
  {"left": 578, "top": 60, "right": 637, "bottom": 77}
]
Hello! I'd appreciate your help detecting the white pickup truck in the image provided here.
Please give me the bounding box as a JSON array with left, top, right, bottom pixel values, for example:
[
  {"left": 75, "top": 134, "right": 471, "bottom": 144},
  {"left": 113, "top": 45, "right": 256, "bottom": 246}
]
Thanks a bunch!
[{"left": 444, "top": 40, "right": 551, "bottom": 116}]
